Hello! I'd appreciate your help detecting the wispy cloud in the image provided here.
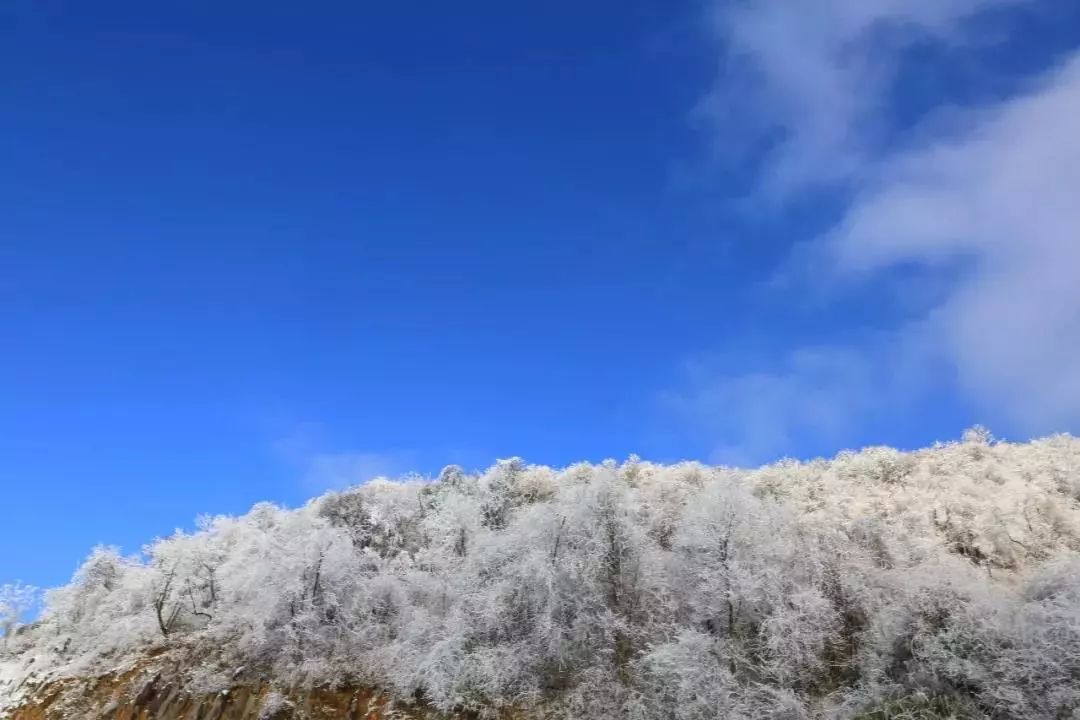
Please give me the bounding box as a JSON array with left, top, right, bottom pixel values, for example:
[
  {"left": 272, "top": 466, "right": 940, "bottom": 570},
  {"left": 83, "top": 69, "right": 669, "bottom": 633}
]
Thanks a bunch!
[
  {"left": 663, "top": 346, "right": 874, "bottom": 466},
  {"left": 671, "top": 1, "right": 1080, "bottom": 459},
  {"left": 272, "top": 423, "right": 412, "bottom": 492},
  {"left": 702, "top": 0, "right": 1019, "bottom": 196},
  {"left": 826, "top": 55, "right": 1080, "bottom": 431},
  {"left": 300, "top": 451, "right": 408, "bottom": 491},
  {"left": 663, "top": 331, "right": 939, "bottom": 465}
]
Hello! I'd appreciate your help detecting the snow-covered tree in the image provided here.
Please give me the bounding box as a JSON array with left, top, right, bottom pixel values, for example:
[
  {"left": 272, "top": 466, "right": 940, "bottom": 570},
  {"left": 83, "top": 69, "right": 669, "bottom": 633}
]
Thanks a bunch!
[
  {"left": 0, "top": 583, "right": 38, "bottom": 650},
  {"left": 3, "top": 430, "right": 1080, "bottom": 719}
]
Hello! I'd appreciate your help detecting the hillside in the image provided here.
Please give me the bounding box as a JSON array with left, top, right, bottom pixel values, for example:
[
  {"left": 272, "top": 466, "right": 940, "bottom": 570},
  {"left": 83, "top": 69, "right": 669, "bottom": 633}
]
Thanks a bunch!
[{"left": 3, "top": 430, "right": 1080, "bottom": 719}]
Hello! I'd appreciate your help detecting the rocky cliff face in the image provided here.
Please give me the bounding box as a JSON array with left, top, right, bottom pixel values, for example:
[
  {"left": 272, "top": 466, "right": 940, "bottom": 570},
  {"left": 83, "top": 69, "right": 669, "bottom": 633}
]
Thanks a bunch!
[{"left": 4, "top": 659, "right": 442, "bottom": 720}]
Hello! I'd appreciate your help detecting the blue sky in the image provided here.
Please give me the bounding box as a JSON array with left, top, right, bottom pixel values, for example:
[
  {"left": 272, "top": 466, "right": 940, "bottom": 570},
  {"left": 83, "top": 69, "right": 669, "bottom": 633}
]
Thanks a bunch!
[{"left": 3, "top": 1, "right": 1080, "bottom": 591}]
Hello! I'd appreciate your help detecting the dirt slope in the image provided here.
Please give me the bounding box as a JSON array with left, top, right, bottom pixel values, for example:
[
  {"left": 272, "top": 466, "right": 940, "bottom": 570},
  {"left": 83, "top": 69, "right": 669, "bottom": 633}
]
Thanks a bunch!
[{"left": 4, "top": 660, "right": 437, "bottom": 720}]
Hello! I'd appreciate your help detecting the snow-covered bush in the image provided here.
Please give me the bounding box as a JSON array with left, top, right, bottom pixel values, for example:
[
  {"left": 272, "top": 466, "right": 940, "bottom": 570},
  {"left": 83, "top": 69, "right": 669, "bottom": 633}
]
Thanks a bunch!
[
  {"left": 2, "top": 430, "right": 1080, "bottom": 719},
  {"left": 0, "top": 583, "right": 38, "bottom": 651}
]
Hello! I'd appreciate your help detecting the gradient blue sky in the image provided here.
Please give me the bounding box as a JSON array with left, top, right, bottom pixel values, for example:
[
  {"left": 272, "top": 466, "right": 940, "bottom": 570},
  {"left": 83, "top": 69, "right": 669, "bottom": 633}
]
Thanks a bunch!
[{"left": 4, "top": 1, "right": 1080, "bottom": 591}]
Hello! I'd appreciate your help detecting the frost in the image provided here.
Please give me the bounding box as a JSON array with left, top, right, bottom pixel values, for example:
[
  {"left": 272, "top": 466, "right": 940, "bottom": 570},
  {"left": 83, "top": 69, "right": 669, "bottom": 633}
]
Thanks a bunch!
[
  {"left": 259, "top": 690, "right": 291, "bottom": 718},
  {"left": 2, "top": 430, "right": 1080, "bottom": 718}
]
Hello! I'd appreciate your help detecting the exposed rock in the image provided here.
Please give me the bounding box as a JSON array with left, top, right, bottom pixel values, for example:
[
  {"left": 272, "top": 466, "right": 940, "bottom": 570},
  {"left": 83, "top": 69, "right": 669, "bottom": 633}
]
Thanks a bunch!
[{"left": 3, "top": 660, "right": 435, "bottom": 720}]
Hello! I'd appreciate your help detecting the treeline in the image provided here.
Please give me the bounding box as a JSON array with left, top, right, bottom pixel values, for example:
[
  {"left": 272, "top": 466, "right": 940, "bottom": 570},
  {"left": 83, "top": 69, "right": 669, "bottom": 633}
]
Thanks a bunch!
[{"left": 3, "top": 430, "right": 1080, "bottom": 719}]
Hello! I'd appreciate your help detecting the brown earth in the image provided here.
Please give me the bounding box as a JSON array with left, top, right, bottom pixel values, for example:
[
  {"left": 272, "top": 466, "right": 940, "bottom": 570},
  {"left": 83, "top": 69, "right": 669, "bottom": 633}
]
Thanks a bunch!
[{"left": 4, "top": 663, "right": 443, "bottom": 720}]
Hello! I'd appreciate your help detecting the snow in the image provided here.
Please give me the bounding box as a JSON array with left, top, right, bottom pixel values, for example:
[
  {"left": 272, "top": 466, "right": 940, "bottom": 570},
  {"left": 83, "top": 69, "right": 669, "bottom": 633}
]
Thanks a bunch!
[{"left": 3, "top": 430, "right": 1080, "bottom": 718}]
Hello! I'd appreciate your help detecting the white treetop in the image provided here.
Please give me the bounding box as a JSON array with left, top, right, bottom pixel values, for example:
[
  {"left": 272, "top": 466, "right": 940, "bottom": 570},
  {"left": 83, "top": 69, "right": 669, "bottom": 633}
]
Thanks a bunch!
[{"left": 3, "top": 431, "right": 1079, "bottom": 719}]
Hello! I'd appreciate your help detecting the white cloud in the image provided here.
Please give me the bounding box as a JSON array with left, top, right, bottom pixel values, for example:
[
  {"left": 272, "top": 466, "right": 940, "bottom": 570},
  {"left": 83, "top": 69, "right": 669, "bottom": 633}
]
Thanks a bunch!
[
  {"left": 664, "top": 331, "right": 939, "bottom": 465},
  {"left": 272, "top": 423, "right": 410, "bottom": 492},
  {"left": 705, "top": 0, "right": 1017, "bottom": 194},
  {"left": 827, "top": 54, "right": 1080, "bottom": 431},
  {"left": 675, "top": 1, "right": 1080, "bottom": 457},
  {"left": 664, "top": 346, "right": 874, "bottom": 465},
  {"left": 302, "top": 451, "right": 406, "bottom": 491}
]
